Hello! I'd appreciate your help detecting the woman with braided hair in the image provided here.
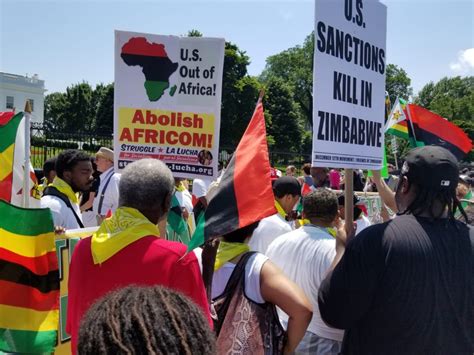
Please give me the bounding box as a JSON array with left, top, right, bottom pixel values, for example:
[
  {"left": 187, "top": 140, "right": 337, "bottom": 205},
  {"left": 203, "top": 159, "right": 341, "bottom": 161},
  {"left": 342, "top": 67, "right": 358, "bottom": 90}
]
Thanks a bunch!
[{"left": 78, "top": 286, "right": 215, "bottom": 355}]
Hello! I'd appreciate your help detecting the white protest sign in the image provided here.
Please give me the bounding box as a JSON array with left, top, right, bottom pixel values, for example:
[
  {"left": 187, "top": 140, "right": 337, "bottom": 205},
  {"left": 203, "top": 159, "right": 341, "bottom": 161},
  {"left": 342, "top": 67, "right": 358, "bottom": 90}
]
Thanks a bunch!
[
  {"left": 114, "top": 30, "right": 225, "bottom": 179},
  {"left": 312, "top": 0, "right": 387, "bottom": 169}
]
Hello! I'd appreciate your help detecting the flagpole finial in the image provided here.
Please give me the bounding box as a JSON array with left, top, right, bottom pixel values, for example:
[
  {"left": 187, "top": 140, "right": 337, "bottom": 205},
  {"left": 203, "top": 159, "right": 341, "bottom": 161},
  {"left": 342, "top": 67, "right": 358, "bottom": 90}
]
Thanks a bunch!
[
  {"left": 257, "top": 89, "right": 265, "bottom": 103},
  {"left": 24, "top": 100, "right": 32, "bottom": 114}
]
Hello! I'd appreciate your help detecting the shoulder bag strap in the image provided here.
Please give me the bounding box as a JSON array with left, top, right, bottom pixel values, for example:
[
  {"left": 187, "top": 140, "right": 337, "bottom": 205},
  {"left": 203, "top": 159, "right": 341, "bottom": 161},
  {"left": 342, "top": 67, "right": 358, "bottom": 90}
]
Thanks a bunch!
[
  {"left": 43, "top": 186, "right": 85, "bottom": 228},
  {"left": 214, "top": 251, "right": 257, "bottom": 335},
  {"left": 97, "top": 170, "right": 114, "bottom": 215}
]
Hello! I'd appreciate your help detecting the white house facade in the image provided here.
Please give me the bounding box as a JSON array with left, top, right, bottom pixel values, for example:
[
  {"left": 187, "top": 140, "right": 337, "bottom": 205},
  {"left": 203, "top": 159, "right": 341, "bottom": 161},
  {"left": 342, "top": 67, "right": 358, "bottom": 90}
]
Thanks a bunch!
[{"left": 0, "top": 72, "right": 46, "bottom": 124}]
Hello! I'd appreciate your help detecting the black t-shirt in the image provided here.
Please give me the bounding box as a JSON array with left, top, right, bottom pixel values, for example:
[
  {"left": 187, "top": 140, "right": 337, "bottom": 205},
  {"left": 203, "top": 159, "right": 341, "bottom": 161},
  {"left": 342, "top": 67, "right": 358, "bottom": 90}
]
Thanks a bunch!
[
  {"left": 318, "top": 214, "right": 474, "bottom": 355},
  {"left": 80, "top": 178, "right": 100, "bottom": 211}
]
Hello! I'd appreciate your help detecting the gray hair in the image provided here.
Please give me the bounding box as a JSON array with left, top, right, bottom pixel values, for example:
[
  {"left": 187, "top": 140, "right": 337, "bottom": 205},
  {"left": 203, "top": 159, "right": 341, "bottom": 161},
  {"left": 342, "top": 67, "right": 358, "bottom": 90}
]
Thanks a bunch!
[{"left": 119, "top": 159, "right": 174, "bottom": 210}]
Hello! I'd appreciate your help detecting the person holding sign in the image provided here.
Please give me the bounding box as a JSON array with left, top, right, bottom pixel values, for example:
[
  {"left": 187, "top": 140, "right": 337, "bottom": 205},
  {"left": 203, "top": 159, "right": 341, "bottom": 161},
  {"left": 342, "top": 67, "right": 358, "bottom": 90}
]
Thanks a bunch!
[{"left": 318, "top": 146, "right": 474, "bottom": 354}]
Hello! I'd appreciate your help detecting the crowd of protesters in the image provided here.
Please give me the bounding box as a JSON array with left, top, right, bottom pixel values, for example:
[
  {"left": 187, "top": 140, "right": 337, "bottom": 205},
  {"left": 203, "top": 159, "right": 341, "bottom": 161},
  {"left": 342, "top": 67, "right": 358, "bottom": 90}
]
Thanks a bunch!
[{"left": 35, "top": 145, "right": 473, "bottom": 355}]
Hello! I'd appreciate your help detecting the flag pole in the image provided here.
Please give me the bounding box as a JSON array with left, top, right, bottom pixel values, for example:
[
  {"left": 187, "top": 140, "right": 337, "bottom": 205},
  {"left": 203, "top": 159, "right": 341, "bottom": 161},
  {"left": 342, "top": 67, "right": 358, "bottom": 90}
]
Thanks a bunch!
[
  {"left": 405, "top": 102, "right": 418, "bottom": 146},
  {"left": 344, "top": 168, "right": 354, "bottom": 236},
  {"left": 257, "top": 89, "right": 265, "bottom": 105},
  {"left": 23, "top": 100, "right": 32, "bottom": 208}
]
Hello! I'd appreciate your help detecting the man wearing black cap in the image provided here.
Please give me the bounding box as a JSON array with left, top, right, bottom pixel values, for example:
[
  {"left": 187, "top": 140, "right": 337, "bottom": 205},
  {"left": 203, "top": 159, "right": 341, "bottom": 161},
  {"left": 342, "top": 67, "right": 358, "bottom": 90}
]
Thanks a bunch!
[
  {"left": 248, "top": 176, "right": 301, "bottom": 254},
  {"left": 318, "top": 146, "right": 474, "bottom": 355}
]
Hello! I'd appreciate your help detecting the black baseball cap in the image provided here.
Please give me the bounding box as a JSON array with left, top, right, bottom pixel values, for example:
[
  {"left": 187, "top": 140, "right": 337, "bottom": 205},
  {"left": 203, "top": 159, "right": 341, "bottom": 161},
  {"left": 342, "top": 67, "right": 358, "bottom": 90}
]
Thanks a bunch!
[
  {"left": 273, "top": 176, "right": 301, "bottom": 196},
  {"left": 402, "top": 146, "right": 459, "bottom": 190}
]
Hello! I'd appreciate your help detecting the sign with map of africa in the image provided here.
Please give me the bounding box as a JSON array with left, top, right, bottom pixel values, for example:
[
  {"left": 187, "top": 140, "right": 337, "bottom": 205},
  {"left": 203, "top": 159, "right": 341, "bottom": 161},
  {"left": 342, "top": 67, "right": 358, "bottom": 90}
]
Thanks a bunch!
[
  {"left": 114, "top": 30, "right": 225, "bottom": 179},
  {"left": 121, "top": 37, "right": 178, "bottom": 102}
]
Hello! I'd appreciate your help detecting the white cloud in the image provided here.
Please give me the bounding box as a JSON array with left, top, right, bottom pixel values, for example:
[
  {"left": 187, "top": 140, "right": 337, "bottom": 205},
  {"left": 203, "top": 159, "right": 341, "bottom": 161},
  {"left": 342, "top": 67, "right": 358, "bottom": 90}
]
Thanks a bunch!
[{"left": 450, "top": 48, "right": 474, "bottom": 75}]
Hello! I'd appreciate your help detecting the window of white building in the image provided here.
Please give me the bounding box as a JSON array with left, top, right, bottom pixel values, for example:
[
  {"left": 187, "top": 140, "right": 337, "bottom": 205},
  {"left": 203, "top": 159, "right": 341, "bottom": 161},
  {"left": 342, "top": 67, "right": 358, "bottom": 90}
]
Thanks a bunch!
[
  {"left": 6, "top": 96, "right": 14, "bottom": 109},
  {"left": 28, "top": 99, "right": 34, "bottom": 111}
]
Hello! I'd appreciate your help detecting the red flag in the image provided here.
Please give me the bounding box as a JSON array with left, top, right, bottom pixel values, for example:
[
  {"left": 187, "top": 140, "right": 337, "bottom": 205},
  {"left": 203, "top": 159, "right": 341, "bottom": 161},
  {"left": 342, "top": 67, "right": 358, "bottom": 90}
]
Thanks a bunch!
[
  {"left": 201, "top": 100, "right": 276, "bottom": 241},
  {"left": 407, "top": 104, "right": 472, "bottom": 160},
  {"left": 301, "top": 183, "right": 312, "bottom": 196}
]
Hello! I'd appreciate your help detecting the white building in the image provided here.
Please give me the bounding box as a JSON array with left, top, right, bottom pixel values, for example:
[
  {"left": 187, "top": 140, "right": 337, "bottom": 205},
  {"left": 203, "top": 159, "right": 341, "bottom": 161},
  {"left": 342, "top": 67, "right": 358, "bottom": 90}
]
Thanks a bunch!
[{"left": 0, "top": 72, "right": 46, "bottom": 124}]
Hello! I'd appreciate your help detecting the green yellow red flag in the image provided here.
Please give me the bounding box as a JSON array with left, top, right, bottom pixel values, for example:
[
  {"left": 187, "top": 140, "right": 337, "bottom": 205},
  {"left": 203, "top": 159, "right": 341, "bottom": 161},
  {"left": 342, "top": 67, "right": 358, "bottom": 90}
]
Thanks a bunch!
[
  {"left": 0, "top": 199, "right": 59, "bottom": 353},
  {"left": 0, "top": 111, "right": 41, "bottom": 207}
]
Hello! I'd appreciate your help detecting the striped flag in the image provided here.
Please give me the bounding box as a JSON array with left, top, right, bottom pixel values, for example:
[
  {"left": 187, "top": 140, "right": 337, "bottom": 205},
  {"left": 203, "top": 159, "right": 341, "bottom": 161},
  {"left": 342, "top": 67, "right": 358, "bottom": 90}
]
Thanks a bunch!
[
  {"left": 188, "top": 100, "right": 276, "bottom": 250},
  {"left": 385, "top": 98, "right": 409, "bottom": 139},
  {"left": 0, "top": 111, "right": 41, "bottom": 207},
  {"left": 0, "top": 199, "right": 59, "bottom": 353},
  {"left": 406, "top": 104, "right": 473, "bottom": 160},
  {"left": 166, "top": 194, "right": 191, "bottom": 244}
]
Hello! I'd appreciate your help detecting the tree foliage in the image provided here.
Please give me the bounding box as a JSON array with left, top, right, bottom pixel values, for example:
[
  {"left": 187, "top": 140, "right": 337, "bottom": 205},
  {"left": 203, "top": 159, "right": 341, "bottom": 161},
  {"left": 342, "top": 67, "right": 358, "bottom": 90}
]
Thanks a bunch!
[
  {"left": 264, "top": 78, "right": 302, "bottom": 153},
  {"left": 219, "top": 41, "right": 261, "bottom": 148},
  {"left": 95, "top": 84, "right": 114, "bottom": 134},
  {"left": 261, "top": 33, "right": 314, "bottom": 128},
  {"left": 43, "top": 30, "right": 473, "bottom": 163},
  {"left": 385, "top": 64, "right": 413, "bottom": 104},
  {"left": 415, "top": 76, "right": 474, "bottom": 121},
  {"left": 44, "top": 82, "right": 111, "bottom": 133}
]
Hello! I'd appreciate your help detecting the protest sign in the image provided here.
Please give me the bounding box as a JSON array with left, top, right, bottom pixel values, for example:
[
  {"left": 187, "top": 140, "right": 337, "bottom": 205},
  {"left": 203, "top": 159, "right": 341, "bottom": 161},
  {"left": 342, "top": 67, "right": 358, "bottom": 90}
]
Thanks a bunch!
[
  {"left": 312, "top": 0, "right": 387, "bottom": 169},
  {"left": 114, "top": 30, "right": 225, "bottom": 179}
]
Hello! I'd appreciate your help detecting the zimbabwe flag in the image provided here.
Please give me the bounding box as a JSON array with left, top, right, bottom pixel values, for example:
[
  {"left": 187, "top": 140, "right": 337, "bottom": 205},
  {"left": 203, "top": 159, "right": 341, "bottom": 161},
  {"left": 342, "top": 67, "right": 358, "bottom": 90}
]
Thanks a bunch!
[
  {"left": 0, "top": 200, "right": 59, "bottom": 353},
  {"left": 188, "top": 100, "right": 276, "bottom": 250},
  {"left": 385, "top": 97, "right": 409, "bottom": 139},
  {"left": 0, "top": 111, "right": 40, "bottom": 207},
  {"left": 407, "top": 104, "right": 473, "bottom": 160}
]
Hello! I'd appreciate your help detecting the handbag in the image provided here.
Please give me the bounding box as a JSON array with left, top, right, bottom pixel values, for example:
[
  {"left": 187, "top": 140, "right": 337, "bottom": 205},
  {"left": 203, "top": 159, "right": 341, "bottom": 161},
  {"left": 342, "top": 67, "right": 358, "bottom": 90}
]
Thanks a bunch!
[{"left": 213, "top": 252, "right": 287, "bottom": 355}]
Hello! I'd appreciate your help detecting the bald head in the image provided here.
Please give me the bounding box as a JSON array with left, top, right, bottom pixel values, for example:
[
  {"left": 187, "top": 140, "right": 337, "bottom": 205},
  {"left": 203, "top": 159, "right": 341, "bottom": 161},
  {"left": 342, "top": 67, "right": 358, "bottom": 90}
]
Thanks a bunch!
[{"left": 119, "top": 159, "right": 174, "bottom": 223}]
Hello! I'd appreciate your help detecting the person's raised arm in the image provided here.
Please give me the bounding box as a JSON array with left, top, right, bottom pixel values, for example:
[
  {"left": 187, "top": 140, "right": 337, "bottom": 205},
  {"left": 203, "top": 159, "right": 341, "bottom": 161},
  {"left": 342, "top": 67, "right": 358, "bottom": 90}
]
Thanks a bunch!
[
  {"left": 260, "top": 260, "right": 313, "bottom": 354},
  {"left": 371, "top": 170, "right": 398, "bottom": 213}
]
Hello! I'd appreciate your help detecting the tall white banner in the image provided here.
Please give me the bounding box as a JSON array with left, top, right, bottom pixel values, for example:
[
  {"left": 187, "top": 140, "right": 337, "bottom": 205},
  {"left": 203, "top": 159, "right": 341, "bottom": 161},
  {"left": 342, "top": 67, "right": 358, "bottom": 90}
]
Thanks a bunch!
[
  {"left": 313, "top": 0, "right": 387, "bottom": 169},
  {"left": 114, "top": 30, "right": 225, "bottom": 179}
]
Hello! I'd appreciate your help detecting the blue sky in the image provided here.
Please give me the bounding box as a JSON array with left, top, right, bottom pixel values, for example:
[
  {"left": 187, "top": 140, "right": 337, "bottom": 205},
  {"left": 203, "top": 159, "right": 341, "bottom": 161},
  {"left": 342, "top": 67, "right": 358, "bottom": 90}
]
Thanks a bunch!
[{"left": 1, "top": 0, "right": 472, "bottom": 95}]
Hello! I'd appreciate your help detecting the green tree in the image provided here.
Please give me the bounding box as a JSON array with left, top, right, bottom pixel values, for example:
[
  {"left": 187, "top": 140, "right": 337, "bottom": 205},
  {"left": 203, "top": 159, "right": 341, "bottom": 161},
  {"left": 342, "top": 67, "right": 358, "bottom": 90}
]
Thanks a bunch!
[
  {"left": 219, "top": 41, "right": 261, "bottom": 148},
  {"left": 385, "top": 64, "right": 413, "bottom": 103},
  {"left": 187, "top": 29, "right": 203, "bottom": 37},
  {"left": 63, "top": 82, "right": 94, "bottom": 131},
  {"left": 95, "top": 84, "right": 114, "bottom": 134},
  {"left": 261, "top": 33, "right": 314, "bottom": 128},
  {"left": 89, "top": 83, "right": 107, "bottom": 131},
  {"left": 185, "top": 30, "right": 261, "bottom": 149},
  {"left": 415, "top": 76, "right": 474, "bottom": 121},
  {"left": 44, "top": 92, "right": 68, "bottom": 131},
  {"left": 264, "top": 78, "right": 302, "bottom": 153}
]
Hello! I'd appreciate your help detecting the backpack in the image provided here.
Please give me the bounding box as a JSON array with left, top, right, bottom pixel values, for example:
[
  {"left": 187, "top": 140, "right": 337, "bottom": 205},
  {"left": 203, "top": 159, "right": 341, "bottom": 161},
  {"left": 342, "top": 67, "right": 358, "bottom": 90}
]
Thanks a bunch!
[{"left": 213, "top": 252, "right": 287, "bottom": 354}]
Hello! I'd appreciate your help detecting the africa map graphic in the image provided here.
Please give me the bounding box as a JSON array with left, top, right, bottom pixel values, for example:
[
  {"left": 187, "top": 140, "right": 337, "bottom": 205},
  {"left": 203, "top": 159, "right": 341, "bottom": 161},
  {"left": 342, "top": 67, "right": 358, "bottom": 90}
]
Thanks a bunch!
[{"left": 121, "top": 37, "right": 178, "bottom": 102}]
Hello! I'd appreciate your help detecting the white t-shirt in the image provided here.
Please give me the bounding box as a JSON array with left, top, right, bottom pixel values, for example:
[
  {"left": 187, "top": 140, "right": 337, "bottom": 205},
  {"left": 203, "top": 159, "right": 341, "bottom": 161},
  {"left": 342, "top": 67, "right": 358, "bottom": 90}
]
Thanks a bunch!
[
  {"left": 212, "top": 253, "right": 268, "bottom": 303},
  {"left": 41, "top": 195, "right": 83, "bottom": 230},
  {"left": 192, "top": 178, "right": 211, "bottom": 198},
  {"left": 92, "top": 167, "right": 120, "bottom": 217},
  {"left": 356, "top": 214, "right": 372, "bottom": 235},
  {"left": 248, "top": 213, "right": 292, "bottom": 254},
  {"left": 266, "top": 225, "right": 344, "bottom": 342}
]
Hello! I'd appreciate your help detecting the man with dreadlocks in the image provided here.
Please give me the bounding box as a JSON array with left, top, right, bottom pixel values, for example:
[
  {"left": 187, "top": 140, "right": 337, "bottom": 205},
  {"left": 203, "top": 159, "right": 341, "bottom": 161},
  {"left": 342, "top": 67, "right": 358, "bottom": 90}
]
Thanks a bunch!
[
  {"left": 78, "top": 286, "right": 215, "bottom": 355},
  {"left": 318, "top": 146, "right": 474, "bottom": 355}
]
